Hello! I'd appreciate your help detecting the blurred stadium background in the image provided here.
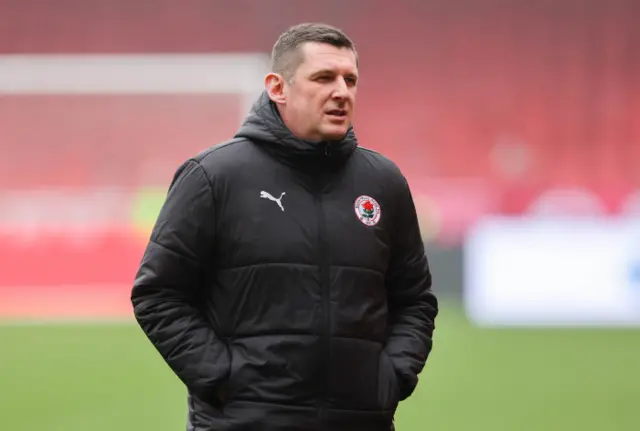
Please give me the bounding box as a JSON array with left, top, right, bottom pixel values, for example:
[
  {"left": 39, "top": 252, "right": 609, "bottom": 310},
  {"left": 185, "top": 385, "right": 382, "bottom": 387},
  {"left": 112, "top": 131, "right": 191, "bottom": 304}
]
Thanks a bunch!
[{"left": 1, "top": 0, "right": 639, "bottom": 430}]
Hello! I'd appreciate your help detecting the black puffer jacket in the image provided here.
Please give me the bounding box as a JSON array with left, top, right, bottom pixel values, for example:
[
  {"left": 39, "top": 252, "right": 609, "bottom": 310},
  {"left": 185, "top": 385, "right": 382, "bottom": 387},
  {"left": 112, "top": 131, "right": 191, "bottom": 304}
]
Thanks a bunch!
[{"left": 131, "top": 91, "right": 438, "bottom": 431}]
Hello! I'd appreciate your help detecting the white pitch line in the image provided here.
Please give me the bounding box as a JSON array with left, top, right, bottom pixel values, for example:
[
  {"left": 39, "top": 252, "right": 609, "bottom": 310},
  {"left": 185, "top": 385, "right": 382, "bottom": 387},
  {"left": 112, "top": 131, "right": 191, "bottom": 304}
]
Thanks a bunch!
[
  {"left": 0, "top": 53, "right": 270, "bottom": 117},
  {"left": 0, "top": 53, "right": 269, "bottom": 94}
]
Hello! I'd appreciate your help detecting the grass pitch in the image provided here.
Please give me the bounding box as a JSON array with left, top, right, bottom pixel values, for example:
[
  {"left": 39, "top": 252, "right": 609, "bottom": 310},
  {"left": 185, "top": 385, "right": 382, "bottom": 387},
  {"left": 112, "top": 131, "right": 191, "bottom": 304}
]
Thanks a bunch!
[{"left": 1, "top": 304, "right": 638, "bottom": 430}]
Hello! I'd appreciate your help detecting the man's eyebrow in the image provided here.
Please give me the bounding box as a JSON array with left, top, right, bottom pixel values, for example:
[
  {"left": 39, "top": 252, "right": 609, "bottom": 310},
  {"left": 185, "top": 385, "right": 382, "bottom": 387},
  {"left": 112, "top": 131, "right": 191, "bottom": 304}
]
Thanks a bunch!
[
  {"left": 309, "top": 69, "right": 335, "bottom": 77},
  {"left": 310, "top": 69, "right": 358, "bottom": 79}
]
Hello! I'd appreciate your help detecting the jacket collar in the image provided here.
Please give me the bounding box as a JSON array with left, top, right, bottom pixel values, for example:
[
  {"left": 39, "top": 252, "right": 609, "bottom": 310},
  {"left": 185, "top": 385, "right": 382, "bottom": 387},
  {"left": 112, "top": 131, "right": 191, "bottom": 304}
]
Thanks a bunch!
[{"left": 234, "top": 91, "right": 358, "bottom": 170}]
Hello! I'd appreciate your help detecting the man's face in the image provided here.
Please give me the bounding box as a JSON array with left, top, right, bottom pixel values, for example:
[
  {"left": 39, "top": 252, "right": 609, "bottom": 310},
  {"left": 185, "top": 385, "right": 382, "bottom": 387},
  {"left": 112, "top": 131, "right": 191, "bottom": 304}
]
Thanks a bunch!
[{"left": 279, "top": 42, "right": 358, "bottom": 142}]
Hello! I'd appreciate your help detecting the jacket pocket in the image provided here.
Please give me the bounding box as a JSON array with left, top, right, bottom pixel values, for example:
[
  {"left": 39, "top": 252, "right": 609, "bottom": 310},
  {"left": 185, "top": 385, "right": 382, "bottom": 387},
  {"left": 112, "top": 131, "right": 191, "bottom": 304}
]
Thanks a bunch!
[
  {"left": 327, "top": 338, "right": 382, "bottom": 410},
  {"left": 226, "top": 335, "right": 320, "bottom": 405},
  {"left": 220, "top": 344, "right": 238, "bottom": 403},
  {"left": 377, "top": 351, "right": 400, "bottom": 411}
]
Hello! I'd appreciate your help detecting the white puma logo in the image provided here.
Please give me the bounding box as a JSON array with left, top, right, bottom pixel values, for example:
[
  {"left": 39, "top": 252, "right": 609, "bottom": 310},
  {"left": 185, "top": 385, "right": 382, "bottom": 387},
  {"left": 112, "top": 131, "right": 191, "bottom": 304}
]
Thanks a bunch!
[{"left": 260, "top": 191, "right": 286, "bottom": 211}]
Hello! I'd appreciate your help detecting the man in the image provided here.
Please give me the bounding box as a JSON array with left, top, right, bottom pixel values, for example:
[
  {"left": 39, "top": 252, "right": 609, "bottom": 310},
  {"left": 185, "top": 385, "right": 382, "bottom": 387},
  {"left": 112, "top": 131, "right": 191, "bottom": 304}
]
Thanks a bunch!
[{"left": 131, "top": 22, "right": 438, "bottom": 431}]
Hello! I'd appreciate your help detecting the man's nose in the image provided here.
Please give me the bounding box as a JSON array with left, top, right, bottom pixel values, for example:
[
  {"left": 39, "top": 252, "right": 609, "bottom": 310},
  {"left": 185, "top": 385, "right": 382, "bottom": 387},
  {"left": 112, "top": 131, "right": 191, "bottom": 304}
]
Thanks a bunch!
[{"left": 331, "top": 77, "right": 349, "bottom": 98}]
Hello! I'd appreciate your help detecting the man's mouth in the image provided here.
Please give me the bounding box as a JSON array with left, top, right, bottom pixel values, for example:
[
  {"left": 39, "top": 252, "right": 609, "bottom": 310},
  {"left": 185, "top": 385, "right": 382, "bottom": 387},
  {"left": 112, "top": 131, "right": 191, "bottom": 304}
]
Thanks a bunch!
[{"left": 326, "top": 109, "right": 347, "bottom": 117}]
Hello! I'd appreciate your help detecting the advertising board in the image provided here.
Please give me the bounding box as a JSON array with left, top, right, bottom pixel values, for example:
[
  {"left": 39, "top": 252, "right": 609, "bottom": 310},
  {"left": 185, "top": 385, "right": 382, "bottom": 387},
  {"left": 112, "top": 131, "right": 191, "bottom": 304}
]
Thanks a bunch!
[{"left": 464, "top": 217, "right": 640, "bottom": 326}]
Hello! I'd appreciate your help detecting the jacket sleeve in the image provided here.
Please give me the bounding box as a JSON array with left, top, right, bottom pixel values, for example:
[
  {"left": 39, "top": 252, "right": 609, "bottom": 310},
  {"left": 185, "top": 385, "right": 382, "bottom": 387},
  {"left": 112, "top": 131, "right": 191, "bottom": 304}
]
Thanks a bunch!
[
  {"left": 384, "top": 174, "right": 438, "bottom": 401},
  {"left": 131, "top": 159, "right": 229, "bottom": 403}
]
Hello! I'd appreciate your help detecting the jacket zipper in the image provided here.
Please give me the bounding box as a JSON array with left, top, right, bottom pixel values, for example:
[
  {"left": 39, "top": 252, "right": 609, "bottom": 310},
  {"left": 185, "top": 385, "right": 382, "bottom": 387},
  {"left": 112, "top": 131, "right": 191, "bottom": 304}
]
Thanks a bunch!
[
  {"left": 314, "top": 167, "right": 331, "bottom": 425},
  {"left": 315, "top": 192, "right": 331, "bottom": 415}
]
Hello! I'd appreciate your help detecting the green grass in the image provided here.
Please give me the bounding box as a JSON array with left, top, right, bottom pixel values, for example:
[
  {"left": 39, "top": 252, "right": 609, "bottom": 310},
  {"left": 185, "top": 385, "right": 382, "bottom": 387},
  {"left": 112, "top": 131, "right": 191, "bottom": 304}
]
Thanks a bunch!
[{"left": 1, "top": 305, "right": 639, "bottom": 430}]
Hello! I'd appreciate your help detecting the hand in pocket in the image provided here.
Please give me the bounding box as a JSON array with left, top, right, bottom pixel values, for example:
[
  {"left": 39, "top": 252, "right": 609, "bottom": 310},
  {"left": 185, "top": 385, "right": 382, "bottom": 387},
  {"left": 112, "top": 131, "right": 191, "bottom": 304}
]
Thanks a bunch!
[{"left": 377, "top": 352, "right": 400, "bottom": 410}]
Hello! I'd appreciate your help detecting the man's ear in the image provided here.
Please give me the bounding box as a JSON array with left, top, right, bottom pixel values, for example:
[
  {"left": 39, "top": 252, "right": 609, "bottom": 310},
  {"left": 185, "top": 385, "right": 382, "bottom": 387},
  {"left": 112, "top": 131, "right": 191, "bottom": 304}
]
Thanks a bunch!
[{"left": 265, "top": 72, "right": 287, "bottom": 105}]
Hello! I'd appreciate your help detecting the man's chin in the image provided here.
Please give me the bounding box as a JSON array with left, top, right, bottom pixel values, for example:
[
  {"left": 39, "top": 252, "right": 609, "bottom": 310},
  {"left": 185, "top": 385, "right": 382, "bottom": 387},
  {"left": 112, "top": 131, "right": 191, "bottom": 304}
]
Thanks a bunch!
[{"left": 320, "top": 125, "right": 350, "bottom": 141}]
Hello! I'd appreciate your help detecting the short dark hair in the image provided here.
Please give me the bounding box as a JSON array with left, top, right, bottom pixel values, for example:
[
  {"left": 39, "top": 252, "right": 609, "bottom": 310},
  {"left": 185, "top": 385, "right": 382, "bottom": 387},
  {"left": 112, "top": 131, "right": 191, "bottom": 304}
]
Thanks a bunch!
[{"left": 270, "top": 23, "right": 357, "bottom": 81}]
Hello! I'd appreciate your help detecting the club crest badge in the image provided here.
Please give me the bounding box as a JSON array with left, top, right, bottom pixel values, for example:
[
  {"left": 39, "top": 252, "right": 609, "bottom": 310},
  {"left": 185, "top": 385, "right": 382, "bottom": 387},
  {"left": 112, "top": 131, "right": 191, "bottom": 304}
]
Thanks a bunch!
[{"left": 354, "top": 195, "right": 381, "bottom": 226}]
